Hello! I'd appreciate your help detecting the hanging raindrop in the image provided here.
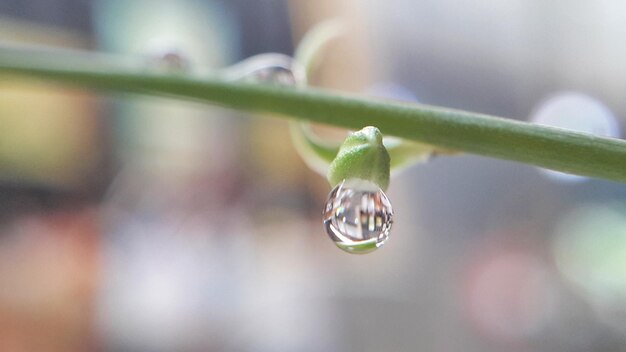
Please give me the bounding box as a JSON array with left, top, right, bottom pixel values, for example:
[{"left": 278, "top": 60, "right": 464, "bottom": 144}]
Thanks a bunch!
[{"left": 323, "top": 178, "right": 393, "bottom": 254}]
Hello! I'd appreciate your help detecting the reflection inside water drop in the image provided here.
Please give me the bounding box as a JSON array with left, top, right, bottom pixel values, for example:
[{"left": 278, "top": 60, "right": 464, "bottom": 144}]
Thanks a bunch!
[{"left": 323, "top": 179, "right": 393, "bottom": 254}]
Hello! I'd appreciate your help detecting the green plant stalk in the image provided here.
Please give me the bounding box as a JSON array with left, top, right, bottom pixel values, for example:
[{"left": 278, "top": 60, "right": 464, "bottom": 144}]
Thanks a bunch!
[{"left": 0, "top": 46, "right": 625, "bottom": 183}]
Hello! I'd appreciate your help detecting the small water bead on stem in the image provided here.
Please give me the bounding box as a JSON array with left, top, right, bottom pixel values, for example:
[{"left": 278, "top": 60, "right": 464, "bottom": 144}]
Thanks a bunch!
[
  {"left": 155, "top": 49, "right": 189, "bottom": 70},
  {"left": 220, "top": 53, "right": 306, "bottom": 86},
  {"left": 323, "top": 178, "right": 393, "bottom": 254},
  {"left": 144, "top": 40, "right": 191, "bottom": 71}
]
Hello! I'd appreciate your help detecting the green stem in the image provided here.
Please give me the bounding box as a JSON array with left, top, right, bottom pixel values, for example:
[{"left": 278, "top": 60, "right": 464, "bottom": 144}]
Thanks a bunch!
[{"left": 1, "top": 46, "right": 625, "bottom": 183}]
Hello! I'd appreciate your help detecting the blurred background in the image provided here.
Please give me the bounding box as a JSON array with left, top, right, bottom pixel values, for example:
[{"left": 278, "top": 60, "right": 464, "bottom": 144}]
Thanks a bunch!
[{"left": 1, "top": 0, "right": 626, "bottom": 351}]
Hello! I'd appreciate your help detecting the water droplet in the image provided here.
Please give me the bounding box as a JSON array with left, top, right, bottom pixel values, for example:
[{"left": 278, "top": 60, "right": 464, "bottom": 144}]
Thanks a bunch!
[
  {"left": 323, "top": 179, "right": 393, "bottom": 254},
  {"left": 530, "top": 92, "right": 621, "bottom": 182},
  {"left": 145, "top": 44, "right": 190, "bottom": 71},
  {"left": 221, "top": 53, "right": 306, "bottom": 86}
]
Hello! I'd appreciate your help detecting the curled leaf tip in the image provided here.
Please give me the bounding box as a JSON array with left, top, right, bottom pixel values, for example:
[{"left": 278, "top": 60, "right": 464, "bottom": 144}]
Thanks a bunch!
[
  {"left": 327, "top": 126, "right": 391, "bottom": 191},
  {"left": 354, "top": 126, "right": 383, "bottom": 145}
]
